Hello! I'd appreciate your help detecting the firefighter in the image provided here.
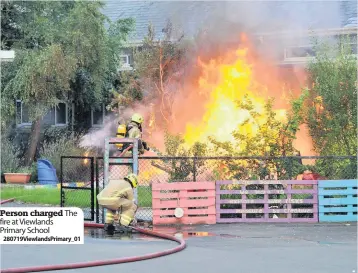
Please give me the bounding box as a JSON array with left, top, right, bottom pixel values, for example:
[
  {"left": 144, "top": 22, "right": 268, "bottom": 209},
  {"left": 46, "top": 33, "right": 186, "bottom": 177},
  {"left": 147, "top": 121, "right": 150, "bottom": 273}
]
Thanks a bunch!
[
  {"left": 126, "top": 113, "right": 148, "bottom": 155},
  {"left": 97, "top": 173, "right": 138, "bottom": 234},
  {"left": 115, "top": 123, "right": 127, "bottom": 150}
]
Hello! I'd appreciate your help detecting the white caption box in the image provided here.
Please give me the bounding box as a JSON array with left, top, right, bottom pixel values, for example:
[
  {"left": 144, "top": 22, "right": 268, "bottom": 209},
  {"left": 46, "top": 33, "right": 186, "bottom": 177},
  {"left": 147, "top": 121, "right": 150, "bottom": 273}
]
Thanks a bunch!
[{"left": 0, "top": 207, "right": 84, "bottom": 244}]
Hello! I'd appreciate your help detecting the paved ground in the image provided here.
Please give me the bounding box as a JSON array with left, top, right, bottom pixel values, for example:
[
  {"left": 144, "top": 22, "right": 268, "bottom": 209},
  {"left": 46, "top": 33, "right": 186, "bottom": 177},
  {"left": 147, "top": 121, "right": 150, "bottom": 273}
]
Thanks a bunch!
[{"left": 1, "top": 222, "right": 357, "bottom": 273}]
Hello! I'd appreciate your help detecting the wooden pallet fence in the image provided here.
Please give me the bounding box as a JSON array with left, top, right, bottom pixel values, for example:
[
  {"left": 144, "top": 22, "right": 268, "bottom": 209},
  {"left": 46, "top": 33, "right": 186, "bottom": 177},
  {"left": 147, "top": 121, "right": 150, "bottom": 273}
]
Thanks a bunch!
[
  {"left": 318, "top": 180, "right": 358, "bottom": 222},
  {"left": 152, "top": 182, "right": 216, "bottom": 225},
  {"left": 216, "top": 180, "right": 318, "bottom": 223}
]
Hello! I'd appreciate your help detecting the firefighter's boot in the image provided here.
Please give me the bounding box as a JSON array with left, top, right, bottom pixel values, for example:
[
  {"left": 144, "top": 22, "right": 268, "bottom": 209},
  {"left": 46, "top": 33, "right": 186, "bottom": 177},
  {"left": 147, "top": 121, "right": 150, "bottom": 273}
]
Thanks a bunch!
[
  {"left": 115, "top": 225, "right": 132, "bottom": 234},
  {"left": 104, "top": 223, "right": 116, "bottom": 235}
]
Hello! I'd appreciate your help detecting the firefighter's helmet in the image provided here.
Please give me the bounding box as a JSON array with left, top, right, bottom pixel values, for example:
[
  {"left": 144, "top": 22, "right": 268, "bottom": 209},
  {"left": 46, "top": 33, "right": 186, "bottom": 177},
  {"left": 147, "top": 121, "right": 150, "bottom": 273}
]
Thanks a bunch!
[
  {"left": 131, "top": 113, "right": 144, "bottom": 124},
  {"left": 125, "top": 173, "right": 138, "bottom": 188}
]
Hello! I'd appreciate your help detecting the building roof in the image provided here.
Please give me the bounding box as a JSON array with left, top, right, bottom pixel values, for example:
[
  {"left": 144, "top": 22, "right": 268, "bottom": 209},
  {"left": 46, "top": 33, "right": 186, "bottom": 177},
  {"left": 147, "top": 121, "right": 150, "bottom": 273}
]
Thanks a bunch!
[{"left": 102, "top": 0, "right": 357, "bottom": 44}]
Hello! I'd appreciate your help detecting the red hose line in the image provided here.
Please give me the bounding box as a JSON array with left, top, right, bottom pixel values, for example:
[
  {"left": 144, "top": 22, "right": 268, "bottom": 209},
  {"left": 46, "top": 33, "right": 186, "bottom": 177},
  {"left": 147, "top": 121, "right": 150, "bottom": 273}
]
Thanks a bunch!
[
  {"left": 0, "top": 198, "right": 15, "bottom": 205},
  {"left": 1, "top": 222, "right": 186, "bottom": 273}
]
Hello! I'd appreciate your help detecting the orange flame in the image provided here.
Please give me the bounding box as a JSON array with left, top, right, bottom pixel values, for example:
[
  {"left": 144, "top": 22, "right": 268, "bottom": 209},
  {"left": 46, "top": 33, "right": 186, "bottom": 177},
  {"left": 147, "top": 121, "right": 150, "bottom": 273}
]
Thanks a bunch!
[
  {"left": 141, "top": 32, "right": 315, "bottom": 182},
  {"left": 83, "top": 152, "right": 89, "bottom": 165},
  {"left": 182, "top": 43, "right": 288, "bottom": 148}
]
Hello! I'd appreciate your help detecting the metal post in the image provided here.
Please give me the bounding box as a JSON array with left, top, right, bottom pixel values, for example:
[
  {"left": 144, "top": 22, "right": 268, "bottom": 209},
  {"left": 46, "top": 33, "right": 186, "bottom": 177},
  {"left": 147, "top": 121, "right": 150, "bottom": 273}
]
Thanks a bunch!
[
  {"left": 90, "top": 157, "right": 95, "bottom": 221},
  {"left": 132, "top": 139, "right": 139, "bottom": 203},
  {"left": 60, "top": 156, "right": 64, "bottom": 207},
  {"left": 104, "top": 137, "right": 110, "bottom": 186},
  {"left": 193, "top": 157, "right": 197, "bottom": 182},
  {"left": 95, "top": 158, "right": 100, "bottom": 224}
]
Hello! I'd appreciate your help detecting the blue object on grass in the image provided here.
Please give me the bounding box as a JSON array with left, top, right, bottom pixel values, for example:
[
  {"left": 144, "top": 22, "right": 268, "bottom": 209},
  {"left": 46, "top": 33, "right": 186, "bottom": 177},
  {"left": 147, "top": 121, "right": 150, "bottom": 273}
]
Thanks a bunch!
[{"left": 37, "top": 159, "right": 58, "bottom": 185}]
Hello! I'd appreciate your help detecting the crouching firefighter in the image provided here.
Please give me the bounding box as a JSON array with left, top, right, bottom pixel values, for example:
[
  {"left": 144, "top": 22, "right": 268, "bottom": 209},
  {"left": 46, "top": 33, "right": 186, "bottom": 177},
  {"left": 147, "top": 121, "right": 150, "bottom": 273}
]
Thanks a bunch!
[{"left": 97, "top": 173, "right": 138, "bottom": 234}]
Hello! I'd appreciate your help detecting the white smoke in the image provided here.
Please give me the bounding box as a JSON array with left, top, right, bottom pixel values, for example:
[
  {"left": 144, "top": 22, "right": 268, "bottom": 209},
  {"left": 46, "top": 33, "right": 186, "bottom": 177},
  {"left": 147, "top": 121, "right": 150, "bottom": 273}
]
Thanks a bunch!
[{"left": 78, "top": 102, "right": 153, "bottom": 151}]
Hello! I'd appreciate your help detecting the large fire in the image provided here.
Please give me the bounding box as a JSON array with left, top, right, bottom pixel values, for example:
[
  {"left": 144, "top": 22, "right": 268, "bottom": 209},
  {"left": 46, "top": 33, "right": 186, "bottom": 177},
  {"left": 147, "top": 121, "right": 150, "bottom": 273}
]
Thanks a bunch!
[
  {"left": 183, "top": 47, "right": 287, "bottom": 147},
  {"left": 145, "top": 33, "right": 310, "bottom": 154},
  {"left": 99, "top": 33, "right": 315, "bottom": 183}
]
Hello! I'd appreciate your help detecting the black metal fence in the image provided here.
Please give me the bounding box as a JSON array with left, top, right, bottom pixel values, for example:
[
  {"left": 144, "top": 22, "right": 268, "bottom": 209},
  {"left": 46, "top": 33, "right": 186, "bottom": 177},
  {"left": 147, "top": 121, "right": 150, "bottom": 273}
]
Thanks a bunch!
[
  {"left": 60, "top": 156, "right": 98, "bottom": 222},
  {"left": 61, "top": 155, "right": 357, "bottom": 223}
]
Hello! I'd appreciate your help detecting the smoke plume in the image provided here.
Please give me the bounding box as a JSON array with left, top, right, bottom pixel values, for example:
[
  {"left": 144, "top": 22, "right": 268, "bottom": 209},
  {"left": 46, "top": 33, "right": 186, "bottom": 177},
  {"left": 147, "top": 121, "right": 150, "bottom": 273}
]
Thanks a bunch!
[{"left": 81, "top": 1, "right": 344, "bottom": 155}]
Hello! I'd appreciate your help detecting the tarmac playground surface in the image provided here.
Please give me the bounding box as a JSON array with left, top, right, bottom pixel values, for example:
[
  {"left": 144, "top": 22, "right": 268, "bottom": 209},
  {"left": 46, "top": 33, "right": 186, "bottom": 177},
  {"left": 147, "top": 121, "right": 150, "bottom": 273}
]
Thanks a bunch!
[{"left": 1, "top": 222, "right": 357, "bottom": 273}]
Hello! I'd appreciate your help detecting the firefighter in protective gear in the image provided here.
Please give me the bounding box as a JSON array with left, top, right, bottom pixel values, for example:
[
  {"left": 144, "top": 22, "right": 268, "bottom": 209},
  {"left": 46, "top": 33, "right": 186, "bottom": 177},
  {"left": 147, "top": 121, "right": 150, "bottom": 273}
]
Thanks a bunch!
[
  {"left": 126, "top": 113, "right": 146, "bottom": 155},
  {"left": 115, "top": 124, "right": 126, "bottom": 150},
  {"left": 97, "top": 173, "right": 138, "bottom": 233}
]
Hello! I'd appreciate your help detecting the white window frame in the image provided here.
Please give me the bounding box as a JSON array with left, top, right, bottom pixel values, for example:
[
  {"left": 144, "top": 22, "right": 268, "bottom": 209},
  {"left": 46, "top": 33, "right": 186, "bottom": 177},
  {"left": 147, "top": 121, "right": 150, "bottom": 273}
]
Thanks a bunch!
[
  {"left": 15, "top": 99, "right": 32, "bottom": 127},
  {"left": 54, "top": 102, "right": 68, "bottom": 126},
  {"left": 15, "top": 100, "right": 68, "bottom": 127},
  {"left": 284, "top": 45, "right": 316, "bottom": 60},
  {"left": 118, "top": 54, "right": 133, "bottom": 71},
  {"left": 91, "top": 103, "right": 105, "bottom": 127}
]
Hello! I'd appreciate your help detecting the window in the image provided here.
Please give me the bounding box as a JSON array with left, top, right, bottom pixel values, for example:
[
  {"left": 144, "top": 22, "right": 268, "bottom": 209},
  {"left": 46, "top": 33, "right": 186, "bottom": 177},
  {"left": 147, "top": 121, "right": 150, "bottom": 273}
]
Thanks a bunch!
[
  {"left": 118, "top": 54, "right": 133, "bottom": 71},
  {"left": 16, "top": 100, "right": 68, "bottom": 126},
  {"left": 285, "top": 46, "right": 316, "bottom": 59},
  {"left": 120, "top": 55, "right": 130, "bottom": 66},
  {"left": 55, "top": 103, "right": 67, "bottom": 125},
  {"left": 42, "top": 102, "right": 68, "bottom": 126},
  {"left": 91, "top": 104, "right": 105, "bottom": 127},
  {"left": 15, "top": 100, "right": 31, "bottom": 125}
]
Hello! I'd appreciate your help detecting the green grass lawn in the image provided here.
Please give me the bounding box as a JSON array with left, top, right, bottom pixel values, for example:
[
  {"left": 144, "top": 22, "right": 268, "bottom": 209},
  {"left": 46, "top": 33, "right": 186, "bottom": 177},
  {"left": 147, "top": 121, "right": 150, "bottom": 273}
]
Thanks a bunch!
[{"left": 1, "top": 186, "right": 152, "bottom": 208}]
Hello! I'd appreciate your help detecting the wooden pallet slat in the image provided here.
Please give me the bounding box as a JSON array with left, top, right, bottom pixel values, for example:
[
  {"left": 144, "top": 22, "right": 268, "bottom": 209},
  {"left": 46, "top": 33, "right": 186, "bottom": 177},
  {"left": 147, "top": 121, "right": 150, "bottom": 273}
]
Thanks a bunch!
[
  {"left": 153, "top": 207, "right": 216, "bottom": 216},
  {"left": 152, "top": 197, "right": 216, "bottom": 209},
  {"left": 318, "top": 179, "right": 358, "bottom": 222},
  {"left": 219, "top": 198, "right": 316, "bottom": 204},
  {"left": 216, "top": 180, "right": 318, "bottom": 223},
  {"left": 154, "top": 190, "right": 216, "bottom": 199},
  {"left": 319, "top": 189, "right": 357, "bottom": 195},
  {"left": 153, "top": 181, "right": 215, "bottom": 191},
  {"left": 152, "top": 182, "right": 216, "bottom": 225},
  {"left": 217, "top": 180, "right": 318, "bottom": 185},
  {"left": 217, "top": 217, "right": 317, "bottom": 223},
  {"left": 219, "top": 208, "right": 316, "bottom": 214},
  {"left": 152, "top": 216, "right": 217, "bottom": 225}
]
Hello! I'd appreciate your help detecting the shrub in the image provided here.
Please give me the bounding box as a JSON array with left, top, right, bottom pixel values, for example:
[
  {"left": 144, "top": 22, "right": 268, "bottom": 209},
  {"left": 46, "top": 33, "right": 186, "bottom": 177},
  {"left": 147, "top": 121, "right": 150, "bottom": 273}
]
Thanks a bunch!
[
  {"left": 38, "top": 134, "right": 88, "bottom": 180},
  {"left": 1, "top": 135, "right": 21, "bottom": 173}
]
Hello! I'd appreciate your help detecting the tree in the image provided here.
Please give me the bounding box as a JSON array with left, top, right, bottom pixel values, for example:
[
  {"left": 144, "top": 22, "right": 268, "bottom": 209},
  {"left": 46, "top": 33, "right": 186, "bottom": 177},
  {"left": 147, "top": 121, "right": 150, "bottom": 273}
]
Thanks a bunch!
[
  {"left": 305, "top": 35, "right": 357, "bottom": 156},
  {"left": 1, "top": 1, "right": 23, "bottom": 50},
  {"left": 207, "top": 94, "right": 307, "bottom": 180},
  {"left": 1, "top": 1, "right": 134, "bottom": 165},
  {"left": 109, "top": 20, "right": 185, "bottom": 129}
]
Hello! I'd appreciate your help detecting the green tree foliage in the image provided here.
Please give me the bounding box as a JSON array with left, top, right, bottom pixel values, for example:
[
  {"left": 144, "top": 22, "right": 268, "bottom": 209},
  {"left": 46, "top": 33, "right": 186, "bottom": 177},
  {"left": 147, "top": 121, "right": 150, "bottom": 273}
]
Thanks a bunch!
[
  {"left": 109, "top": 20, "right": 185, "bottom": 126},
  {"left": 158, "top": 133, "right": 207, "bottom": 182},
  {"left": 207, "top": 95, "right": 308, "bottom": 180},
  {"left": 1, "top": 1, "right": 134, "bottom": 165},
  {"left": 1, "top": 1, "right": 23, "bottom": 50},
  {"left": 305, "top": 36, "right": 357, "bottom": 156}
]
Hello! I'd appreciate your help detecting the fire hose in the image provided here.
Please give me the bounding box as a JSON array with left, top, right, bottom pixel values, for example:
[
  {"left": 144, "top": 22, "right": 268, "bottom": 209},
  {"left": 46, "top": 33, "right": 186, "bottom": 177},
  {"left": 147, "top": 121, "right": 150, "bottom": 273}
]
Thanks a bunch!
[{"left": 0, "top": 199, "right": 186, "bottom": 273}]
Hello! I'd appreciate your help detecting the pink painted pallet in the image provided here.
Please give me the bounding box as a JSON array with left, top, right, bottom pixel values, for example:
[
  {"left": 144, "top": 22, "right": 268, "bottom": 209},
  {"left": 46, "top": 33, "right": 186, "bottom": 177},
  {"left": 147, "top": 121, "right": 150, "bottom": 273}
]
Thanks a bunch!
[
  {"left": 152, "top": 182, "right": 216, "bottom": 225},
  {"left": 216, "top": 180, "right": 318, "bottom": 223}
]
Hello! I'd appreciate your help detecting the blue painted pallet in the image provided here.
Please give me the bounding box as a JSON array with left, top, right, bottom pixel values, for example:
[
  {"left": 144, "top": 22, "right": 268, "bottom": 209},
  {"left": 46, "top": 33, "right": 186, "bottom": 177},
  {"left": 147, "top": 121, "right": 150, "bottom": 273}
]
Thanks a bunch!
[{"left": 318, "top": 180, "right": 358, "bottom": 222}]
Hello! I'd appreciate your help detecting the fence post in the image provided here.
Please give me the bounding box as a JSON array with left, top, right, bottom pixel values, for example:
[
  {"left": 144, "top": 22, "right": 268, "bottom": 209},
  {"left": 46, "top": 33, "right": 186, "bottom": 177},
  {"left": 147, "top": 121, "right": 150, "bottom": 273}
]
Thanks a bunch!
[
  {"left": 90, "top": 157, "right": 95, "bottom": 222},
  {"left": 60, "top": 156, "right": 64, "bottom": 207},
  {"left": 95, "top": 158, "right": 100, "bottom": 223},
  {"left": 103, "top": 137, "right": 109, "bottom": 187},
  {"left": 193, "top": 157, "right": 197, "bottom": 182},
  {"left": 288, "top": 157, "right": 293, "bottom": 179}
]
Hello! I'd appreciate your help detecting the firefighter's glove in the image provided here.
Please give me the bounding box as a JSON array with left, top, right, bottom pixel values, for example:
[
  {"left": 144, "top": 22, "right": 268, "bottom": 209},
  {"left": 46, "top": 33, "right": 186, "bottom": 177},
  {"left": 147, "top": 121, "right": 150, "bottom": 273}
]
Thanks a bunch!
[{"left": 142, "top": 141, "right": 150, "bottom": 151}]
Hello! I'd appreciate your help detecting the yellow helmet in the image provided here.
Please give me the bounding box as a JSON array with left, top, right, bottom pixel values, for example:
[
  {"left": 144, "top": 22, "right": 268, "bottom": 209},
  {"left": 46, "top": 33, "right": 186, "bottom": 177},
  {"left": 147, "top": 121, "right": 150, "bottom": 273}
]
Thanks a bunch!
[
  {"left": 125, "top": 173, "right": 138, "bottom": 188},
  {"left": 131, "top": 113, "right": 144, "bottom": 124},
  {"left": 116, "top": 124, "right": 126, "bottom": 137}
]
